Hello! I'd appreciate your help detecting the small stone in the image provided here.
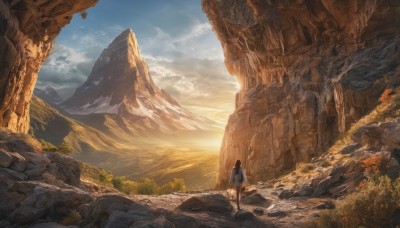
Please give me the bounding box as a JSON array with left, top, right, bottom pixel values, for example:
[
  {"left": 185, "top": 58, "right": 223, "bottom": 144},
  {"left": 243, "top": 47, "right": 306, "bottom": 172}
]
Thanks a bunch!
[
  {"left": 294, "top": 185, "right": 313, "bottom": 196},
  {"left": 0, "top": 149, "right": 15, "bottom": 168},
  {"left": 278, "top": 189, "right": 293, "bottom": 199},
  {"left": 314, "top": 201, "right": 335, "bottom": 210},
  {"left": 253, "top": 208, "right": 264, "bottom": 215},
  {"left": 267, "top": 211, "right": 288, "bottom": 217},
  {"left": 235, "top": 210, "right": 255, "bottom": 220},
  {"left": 339, "top": 143, "right": 361, "bottom": 155},
  {"left": 241, "top": 193, "right": 270, "bottom": 206}
]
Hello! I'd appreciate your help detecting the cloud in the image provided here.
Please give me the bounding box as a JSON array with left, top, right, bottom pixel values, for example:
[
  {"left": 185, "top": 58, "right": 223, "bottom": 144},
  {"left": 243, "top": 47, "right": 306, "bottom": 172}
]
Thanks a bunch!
[
  {"left": 37, "top": 44, "right": 96, "bottom": 99},
  {"left": 38, "top": 13, "right": 238, "bottom": 127},
  {"left": 147, "top": 55, "right": 239, "bottom": 126}
]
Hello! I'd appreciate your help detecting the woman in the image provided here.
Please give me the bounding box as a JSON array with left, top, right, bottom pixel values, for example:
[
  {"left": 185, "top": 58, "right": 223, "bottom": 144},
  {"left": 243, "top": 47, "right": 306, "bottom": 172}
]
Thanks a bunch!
[{"left": 229, "top": 160, "right": 247, "bottom": 210}]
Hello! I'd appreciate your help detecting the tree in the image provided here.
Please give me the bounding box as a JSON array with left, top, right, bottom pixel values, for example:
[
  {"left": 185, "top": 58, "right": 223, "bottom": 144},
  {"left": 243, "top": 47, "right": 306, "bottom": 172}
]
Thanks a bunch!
[{"left": 80, "top": 11, "right": 88, "bottom": 20}]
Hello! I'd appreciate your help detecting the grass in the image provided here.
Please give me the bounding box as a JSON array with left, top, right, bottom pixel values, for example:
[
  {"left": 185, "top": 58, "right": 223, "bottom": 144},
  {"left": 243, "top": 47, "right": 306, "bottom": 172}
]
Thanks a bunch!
[
  {"left": 80, "top": 160, "right": 187, "bottom": 195},
  {"left": 314, "top": 176, "right": 400, "bottom": 228},
  {"left": 335, "top": 88, "right": 400, "bottom": 148}
]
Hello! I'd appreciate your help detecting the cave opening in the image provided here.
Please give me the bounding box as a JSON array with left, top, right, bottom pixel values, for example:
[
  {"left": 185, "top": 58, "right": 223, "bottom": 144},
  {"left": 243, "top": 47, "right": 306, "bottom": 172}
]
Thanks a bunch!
[{"left": 27, "top": 0, "right": 239, "bottom": 190}]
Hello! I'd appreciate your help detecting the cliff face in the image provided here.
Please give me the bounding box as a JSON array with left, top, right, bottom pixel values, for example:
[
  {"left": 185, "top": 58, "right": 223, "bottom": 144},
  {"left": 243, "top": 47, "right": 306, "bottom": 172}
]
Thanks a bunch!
[
  {"left": 0, "top": 0, "right": 97, "bottom": 133},
  {"left": 202, "top": 0, "right": 400, "bottom": 186}
]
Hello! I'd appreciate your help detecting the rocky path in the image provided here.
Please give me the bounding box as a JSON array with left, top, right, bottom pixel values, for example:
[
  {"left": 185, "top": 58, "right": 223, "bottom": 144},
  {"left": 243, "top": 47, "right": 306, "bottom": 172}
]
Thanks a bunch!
[{"left": 133, "top": 186, "right": 335, "bottom": 227}]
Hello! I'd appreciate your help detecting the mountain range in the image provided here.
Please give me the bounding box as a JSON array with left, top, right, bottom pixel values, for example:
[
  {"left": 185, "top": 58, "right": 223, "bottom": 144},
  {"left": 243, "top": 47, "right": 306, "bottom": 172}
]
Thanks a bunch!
[{"left": 29, "top": 29, "right": 221, "bottom": 190}]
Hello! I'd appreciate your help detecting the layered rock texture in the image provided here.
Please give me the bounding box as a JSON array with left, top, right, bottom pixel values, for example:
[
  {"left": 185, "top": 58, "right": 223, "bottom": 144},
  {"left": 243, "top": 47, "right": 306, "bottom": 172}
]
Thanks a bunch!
[
  {"left": 0, "top": 0, "right": 98, "bottom": 133},
  {"left": 61, "top": 29, "right": 207, "bottom": 134},
  {"left": 202, "top": 0, "right": 400, "bottom": 186}
]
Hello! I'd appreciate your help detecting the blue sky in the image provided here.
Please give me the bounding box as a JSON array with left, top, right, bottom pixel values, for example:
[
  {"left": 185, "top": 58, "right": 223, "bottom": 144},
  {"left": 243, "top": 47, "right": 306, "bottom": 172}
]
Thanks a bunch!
[{"left": 37, "top": 0, "right": 239, "bottom": 126}]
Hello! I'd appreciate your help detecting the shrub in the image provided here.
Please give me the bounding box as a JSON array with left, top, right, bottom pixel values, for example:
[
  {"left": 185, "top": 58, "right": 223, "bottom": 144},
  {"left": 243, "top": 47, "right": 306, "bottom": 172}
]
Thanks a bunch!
[
  {"left": 299, "top": 163, "right": 315, "bottom": 173},
  {"left": 98, "top": 171, "right": 108, "bottom": 183},
  {"left": 361, "top": 153, "right": 391, "bottom": 176},
  {"left": 137, "top": 178, "right": 159, "bottom": 195},
  {"left": 159, "top": 178, "right": 187, "bottom": 194},
  {"left": 38, "top": 139, "right": 58, "bottom": 152},
  {"left": 80, "top": 11, "right": 88, "bottom": 19},
  {"left": 316, "top": 176, "right": 400, "bottom": 228},
  {"left": 57, "top": 142, "right": 73, "bottom": 155},
  {"left": 121, "top": 180, "right": 138, "bottom": 195},
  {"left": 112, "top": 176, "right": 126, "bottom": 191}
]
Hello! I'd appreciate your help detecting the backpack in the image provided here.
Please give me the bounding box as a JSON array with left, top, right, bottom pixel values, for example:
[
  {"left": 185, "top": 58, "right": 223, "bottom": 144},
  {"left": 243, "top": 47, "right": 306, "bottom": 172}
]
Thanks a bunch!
[{"left": 234, "top": 168, "right": 244, "bottom": 183}]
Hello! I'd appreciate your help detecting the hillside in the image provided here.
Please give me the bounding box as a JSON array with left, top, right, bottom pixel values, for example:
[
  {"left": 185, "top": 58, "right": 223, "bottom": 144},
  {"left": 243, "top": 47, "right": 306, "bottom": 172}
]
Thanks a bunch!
[
  {"left": 29, "top": 96, "right": 127, "bottom": 156},
  {"left": 30, "top": 96, "right": 219, "bottom": 190}
]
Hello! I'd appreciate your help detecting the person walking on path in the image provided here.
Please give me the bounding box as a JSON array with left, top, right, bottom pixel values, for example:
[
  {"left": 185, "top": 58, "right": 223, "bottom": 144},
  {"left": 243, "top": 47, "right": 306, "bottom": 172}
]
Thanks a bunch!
[{"left": 229, "top": 160, "right": 247, "bottom": 210}]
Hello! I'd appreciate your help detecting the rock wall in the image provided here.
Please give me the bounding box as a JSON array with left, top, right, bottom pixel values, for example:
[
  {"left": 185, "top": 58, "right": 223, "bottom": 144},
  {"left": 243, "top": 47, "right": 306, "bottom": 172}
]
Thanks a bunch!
[
  {"left": 202, "top": 0, "right": 400, "bottom": 187},
  {"left": 0, "top": 0, "right": 98, "bottom": 133}
]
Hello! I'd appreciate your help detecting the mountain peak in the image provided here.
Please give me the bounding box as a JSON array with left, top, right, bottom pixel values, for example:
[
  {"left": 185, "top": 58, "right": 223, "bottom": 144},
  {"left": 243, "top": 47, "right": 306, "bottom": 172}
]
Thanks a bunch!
[
  {"left": 34, "top": 85, "right": 62, "bottom": 105},
  {"left": 61, "top": 29, "right": 207, "bottom": 133},
  {"left": 109, "top": 28, "right": 141, "bottom": 59}
]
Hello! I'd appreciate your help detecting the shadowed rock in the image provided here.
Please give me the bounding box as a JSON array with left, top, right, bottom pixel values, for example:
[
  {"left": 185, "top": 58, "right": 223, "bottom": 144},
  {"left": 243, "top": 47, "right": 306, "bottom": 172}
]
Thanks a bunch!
[{"left": 178, "top": 194, "right": 233, "bottom": 213}]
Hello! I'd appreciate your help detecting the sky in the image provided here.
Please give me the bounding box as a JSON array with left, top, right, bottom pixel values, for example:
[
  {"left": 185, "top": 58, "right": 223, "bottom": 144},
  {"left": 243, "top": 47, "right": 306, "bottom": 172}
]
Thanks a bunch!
[{"left": 37, "top": 0, "right": 239, "bottom": 127}]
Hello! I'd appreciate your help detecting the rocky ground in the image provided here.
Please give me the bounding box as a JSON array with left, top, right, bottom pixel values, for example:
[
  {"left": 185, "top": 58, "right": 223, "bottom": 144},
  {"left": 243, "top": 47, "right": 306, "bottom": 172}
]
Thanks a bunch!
[
  {"left": 1, "top": 111, "right": 400, "bottom": 227},
  {"left": 0, "top": 128, "right": 335, "bottom": 228}
]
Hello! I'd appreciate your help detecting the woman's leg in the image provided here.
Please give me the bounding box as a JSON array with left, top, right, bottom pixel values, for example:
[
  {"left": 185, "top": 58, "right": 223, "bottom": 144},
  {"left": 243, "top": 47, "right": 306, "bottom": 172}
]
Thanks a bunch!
[{"left": 235, "top": 185, "right": 241, "bottom": 210}]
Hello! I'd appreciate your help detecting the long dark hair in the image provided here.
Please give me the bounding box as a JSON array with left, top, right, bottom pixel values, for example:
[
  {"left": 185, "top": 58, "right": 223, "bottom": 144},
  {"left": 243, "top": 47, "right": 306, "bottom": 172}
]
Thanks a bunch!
[{"left": 235, "top": 160, "right": 241, "bottom": 174}]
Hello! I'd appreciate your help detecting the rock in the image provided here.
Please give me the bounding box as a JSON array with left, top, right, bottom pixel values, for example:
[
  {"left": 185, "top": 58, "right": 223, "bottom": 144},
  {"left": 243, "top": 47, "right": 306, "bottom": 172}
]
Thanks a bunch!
[
  {"left": 313, "top": 176, "right": 336, "bottom": 196},
  {"left": 82, "top": 194, "right": 135, "bottom": 226},
  {"left": 253, "top": 208, "right": 264, "bottom": 215},
  {"left": 165, "top": 214, "right": 198, "bottom": 228},
  {"left": 313, "top": 165, "right": 345, "bottom": 196},
  {"left": 339, "top": 144, "right": 361, "bottom": 154},
  {"left": 267, "top": 211, "right": 288, "bottom": 217},
  {"left": 278, "top": 189, "right": 294, "bottom": 199},
  {"left": 0, "top": 168, "right": 27, "bottom": 181},
  {"left": 130, "top": 218, "right": 174, "bottom": 228},
  {"left": 329, "top": 165, "right": 345, "bottom": 181},
  {"left": 45, "top": 153, "right": 81, "bottom": 186},
  {"left": 178, "top": 194, "right": 232, "bottom": 213},
  {"left": 241, "top": 193, "right": 270, "bottom": 206},
  {"left": 294, "top": 185, "right": 313, "bottom": 197},
  {"left": 30, "top": 223, "right": 78, "bottom": 228},
  {"left": 235, "top": 210, "right": 255, "bottom": 220},
  {"left": 23, "top": 152, "right": 51, "bottom": 178},
  {"left": 314, "top": 201, "right": 335, "bottom": 210},
  {"left": 203, "top": 0, "right": 400, "bottom": 187},
  {"left": 9, "top": 153, "right": 27, "bottom": 172},
  {"left": 391, "top": 208, "right": 400, "bottom": 226},
  {"left": 8, "top": 181, "right": 92, "bottom": 225},
  {"left": 0, "top": 149, "right": 15, "bottom": 168},
  {"left": 0, "top": 0, "right": 98, "bottom": 133}
]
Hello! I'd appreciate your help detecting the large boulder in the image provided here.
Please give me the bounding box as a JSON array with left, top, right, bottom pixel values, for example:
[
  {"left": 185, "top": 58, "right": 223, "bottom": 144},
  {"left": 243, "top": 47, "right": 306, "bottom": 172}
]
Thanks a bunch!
[
  {"left": 7, "top": 181, "right": 92, "bottom": 225},
  {"left": 178, "top": 194, "right": 233, "bottom": 213},
  {"left": 241, "top": 193, "right": 270, "bottom": 206},
  {"left": 313, "top": 165, "right": 345, "bottom": 196},
  {"left": 235, "top": 210, "right": 255, "bottom": 221},
  {"left": 81, "top": 194, "right": 136, "bottom": 227},
  {"left": 45, "top": 153, "right": 81, "bottom": 186}
]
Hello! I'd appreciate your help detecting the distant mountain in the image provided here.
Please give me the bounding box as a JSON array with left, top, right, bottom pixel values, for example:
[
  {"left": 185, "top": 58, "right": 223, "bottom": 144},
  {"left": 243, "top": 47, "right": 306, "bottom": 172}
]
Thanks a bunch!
[
  {"left": 34, "top": 86, "right": 63, "bottom": 105},
  {"left": 61, "top": 29, "right": 210, "bottom": 135},
  {"left": 29, "top": 96, "right": 129, "bottom": 161}
]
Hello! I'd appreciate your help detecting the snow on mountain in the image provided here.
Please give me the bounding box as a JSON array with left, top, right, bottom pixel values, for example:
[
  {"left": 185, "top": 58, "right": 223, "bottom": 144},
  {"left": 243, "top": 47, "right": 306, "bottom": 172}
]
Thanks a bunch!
[
  {"left": 34, "top": 86, "right": 63, "bottom": 105},
  {"left": 61, "top": 29, "right": 210, "bottom": 133}
]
